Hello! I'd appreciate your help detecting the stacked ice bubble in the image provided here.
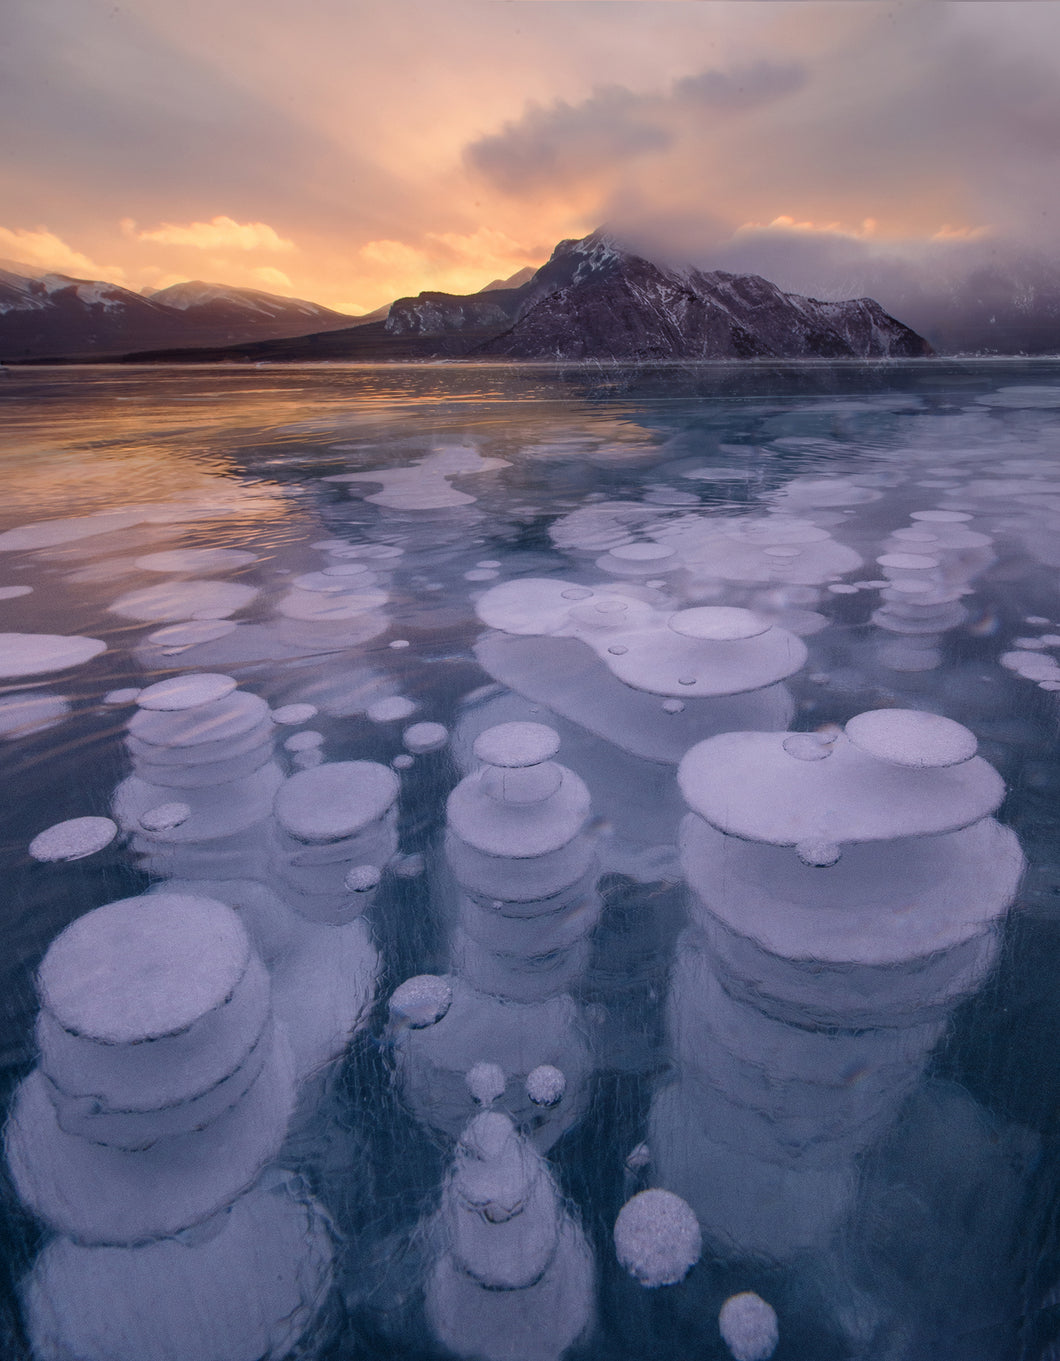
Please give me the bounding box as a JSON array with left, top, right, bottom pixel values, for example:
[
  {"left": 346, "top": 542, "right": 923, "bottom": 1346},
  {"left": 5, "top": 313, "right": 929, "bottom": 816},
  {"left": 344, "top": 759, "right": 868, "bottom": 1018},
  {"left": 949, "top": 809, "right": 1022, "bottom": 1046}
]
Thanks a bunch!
[
  {"left": 425, "top": 1111, "right": 594, "bottom": 1361},
  {"left": 445, "top": 723, "right": 600, "bottom": 1001},
  {"left": 465, "top": 579, "right": 805, "bottom": 878},
  {"left": 871, "top": 510, "right": 995, "bottom": 673},
  {"left": 270, "top": 760, "right": 399, "bottom": 924},
  {"left": 5, "top": 892, "right": 333, "bottom": 1361},
  {"left": 650, "top": 709, "right": 1024, "bottom": 1258},
  {"left": 113, "top": 673, "right": 282, "bottom": 881},
  {"left": 258, "top": 759, "right": 397, "bottom": 1077},
  {"left": 112, "top": 674, "right": 390, "bottom": 1083},
  {"left": 386, "top": 722, "right": 600, "bottom": 1148}
]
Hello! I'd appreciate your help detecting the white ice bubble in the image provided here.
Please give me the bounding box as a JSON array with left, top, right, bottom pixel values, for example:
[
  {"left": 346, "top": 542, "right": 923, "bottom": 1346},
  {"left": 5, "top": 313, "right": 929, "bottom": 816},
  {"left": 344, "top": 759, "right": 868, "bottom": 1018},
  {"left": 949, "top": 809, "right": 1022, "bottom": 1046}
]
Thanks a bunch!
[
  {"left": 145, "top": 621, "right": 238, "bottom": 648},
  {"left": 910, "top": 509, "right": 974, "bottom": 524},
  {"left": 613, "top": 1189, "right": 702, "bottom": 1287},
  {"left": 0, "top": 632, "right": 106, "bottom": 678},
  {"left": 366, "top": 696, "right": 417, "bottom": 723},
  {"left": 844, "top": 709, "right": 978, "bottom": 769},
  {"left": 526, "top": 1065, "right": 566, "bottom": 1107},
  {"left": 326, "top": 446, "right": 508, "bottom": 510},
  {"left": 271, "top": 703, "right": 318, "bottom": 724},
  {"left": 389, "top": 975, "right": 453, "bottom": 1028},
  {"left": 473, "top": 722, "right": 561, "bottom": 768},
  {"left": 274, "top": 761, "right": 399, "bottom": 843},
  {"left": 403, "top": 721, "right": 449, "bottom": 754},
  {"left": 1001, "top": 650, "right": 1060, "bottom": 681},
  {"left": 103, "top": 688, "right": 142, "bottom": 704},
  {"left": 876, "top": 553, "right": 940, "bottom": 570},
  {"left": 467, "top": 1061, "right": 507, "bottom": 1105},
  {"left": 284, "top": 730, "right": 323, "bottom": 752},
  {"left": 0, "top": 511, "right": 145, "bottom": 552},
  {"left": 393, "top": 852, "right": 425, "bottom": 878},
  {"left": 0, "top": 585, "right": 32, "bottom": 599},
  {"left": 136, "top": 673, "right": 238, "bottom": 711},
  {"left": 678, "top": 714, "right": 1003, "bottom": 853},
  {"left": 719, "top": 1292, "right": 779, "bottom": 1361},
  {"left": 138, "top": 802, "right": 191, "bottom": 832},
  {"left": 29, "top": 817, "right": 118, "bottom": 862},
  {"left": 345, "top": 864, "right": 382, "bottom": 893},
  {"left": 134, "top": 547, "right": 257, "bottom": 573},
  {"left": 392, "top": 754, "right": 414, "bottom": 770},
  {"left": 110, "top": 581, "right": 258, "bottom": 623},
  {"left": 38, "top": 893, "right": 251, "bottom": 1044}
]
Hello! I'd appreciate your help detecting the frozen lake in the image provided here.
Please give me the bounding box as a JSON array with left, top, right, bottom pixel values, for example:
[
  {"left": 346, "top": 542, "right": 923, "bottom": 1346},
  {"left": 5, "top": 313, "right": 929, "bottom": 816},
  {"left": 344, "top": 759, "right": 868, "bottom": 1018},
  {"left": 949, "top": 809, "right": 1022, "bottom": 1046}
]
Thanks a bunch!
[{"left": 1, "top": 359, "right": 1060, "bottom": 1361}]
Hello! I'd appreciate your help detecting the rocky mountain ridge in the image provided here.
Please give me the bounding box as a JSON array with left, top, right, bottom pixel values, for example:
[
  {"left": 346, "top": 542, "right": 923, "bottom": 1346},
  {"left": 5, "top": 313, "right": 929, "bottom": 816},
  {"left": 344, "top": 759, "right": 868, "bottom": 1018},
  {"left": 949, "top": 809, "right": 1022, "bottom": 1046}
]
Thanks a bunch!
[
  {"left": 474, "top": 233, "right": 931, "bottom": 359},
  {"left": 4, "top": 232, "right": 934, "bottom": 363},
  {"left": 0, "top": 265, "right": 364, "bottom": 361}
]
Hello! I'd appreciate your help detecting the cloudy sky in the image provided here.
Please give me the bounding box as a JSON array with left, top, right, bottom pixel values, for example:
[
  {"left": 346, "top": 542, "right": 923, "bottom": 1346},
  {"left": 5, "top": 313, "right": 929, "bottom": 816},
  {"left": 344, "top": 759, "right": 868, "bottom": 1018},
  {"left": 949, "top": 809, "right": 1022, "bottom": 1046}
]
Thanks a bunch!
[{"left": 3, "top": 0, "right": 1059, "bottom": 315}]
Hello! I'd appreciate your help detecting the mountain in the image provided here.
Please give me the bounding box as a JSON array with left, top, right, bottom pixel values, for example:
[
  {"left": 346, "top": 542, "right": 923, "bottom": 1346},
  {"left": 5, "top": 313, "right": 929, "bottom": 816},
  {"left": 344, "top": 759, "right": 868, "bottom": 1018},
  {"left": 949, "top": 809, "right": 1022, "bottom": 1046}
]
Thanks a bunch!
[
  {"left": 0, "top": 266, "right": 364, "bottom": 361},
  {"left": 874, "top": 258, "right": 1060, "bottom": 356},
  {"left": 480, "top": 266, "right": 536, "bottom": 293},
  {"left": 112, "top": 230, "right": 928, "bottom": 365},
  {"left": 475, "top": 233, "right": 931, "bottom": 360}
]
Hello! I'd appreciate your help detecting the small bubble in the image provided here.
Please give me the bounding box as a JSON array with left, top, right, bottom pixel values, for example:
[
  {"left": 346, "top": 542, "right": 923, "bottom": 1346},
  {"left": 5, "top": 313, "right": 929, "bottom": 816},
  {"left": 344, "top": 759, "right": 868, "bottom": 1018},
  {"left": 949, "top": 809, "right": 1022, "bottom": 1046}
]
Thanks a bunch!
[
  {"left": 607, "top": 644, "right": 629, "bottom": 655},
  {"left": 561, "top": 587, "right": 594, "bottom": 600},
  {"left": 677, "top": 675, "right": 697, "bottom": 686}
]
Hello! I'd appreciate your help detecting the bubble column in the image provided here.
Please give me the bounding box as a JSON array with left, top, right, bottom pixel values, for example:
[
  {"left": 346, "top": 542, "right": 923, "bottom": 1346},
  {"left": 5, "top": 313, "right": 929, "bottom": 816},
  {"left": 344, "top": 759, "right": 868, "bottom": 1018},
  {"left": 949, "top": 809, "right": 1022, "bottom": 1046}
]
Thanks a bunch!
[
  {"left": 4, "top": 892, "right": 332, "bottom": 1361},
  {"left": 387, "top": 723, "right": 596, "bottom": 1151},
  {"left": 424, "top": 1111, "right": 594, "bottom": 1361},
  {"left": 651, "top": 709, "right": 1024, "bottom": 1259}
]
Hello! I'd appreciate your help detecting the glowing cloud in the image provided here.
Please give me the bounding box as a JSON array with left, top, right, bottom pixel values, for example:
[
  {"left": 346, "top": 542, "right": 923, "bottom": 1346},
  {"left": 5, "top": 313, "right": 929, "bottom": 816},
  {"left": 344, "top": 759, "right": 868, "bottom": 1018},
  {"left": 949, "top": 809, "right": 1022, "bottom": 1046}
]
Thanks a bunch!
[
  {"left": 0, "top": 227, "right": 126, "bottom": 282},
  {"left": 251, "top": 266, "right": 294, "bottom": 291},
  {"left": 121, "top": 216, "right": 296, "bottom": 253}
]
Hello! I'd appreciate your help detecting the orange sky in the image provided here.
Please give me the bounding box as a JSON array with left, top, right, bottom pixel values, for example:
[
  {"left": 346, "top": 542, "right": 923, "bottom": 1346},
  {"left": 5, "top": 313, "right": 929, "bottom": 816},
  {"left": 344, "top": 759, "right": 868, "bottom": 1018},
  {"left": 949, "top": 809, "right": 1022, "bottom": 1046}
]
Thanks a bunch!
[{"left": 3, "top": 1, "right": 1059, "bottom": 314}]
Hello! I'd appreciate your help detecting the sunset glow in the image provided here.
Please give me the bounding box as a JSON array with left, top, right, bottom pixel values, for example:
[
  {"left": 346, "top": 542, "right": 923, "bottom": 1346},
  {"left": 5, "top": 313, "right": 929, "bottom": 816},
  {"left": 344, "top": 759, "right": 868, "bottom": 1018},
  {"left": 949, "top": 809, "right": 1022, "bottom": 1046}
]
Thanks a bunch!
[{"left": 3, "top": 1, "right": 1059, "bottom": 312}]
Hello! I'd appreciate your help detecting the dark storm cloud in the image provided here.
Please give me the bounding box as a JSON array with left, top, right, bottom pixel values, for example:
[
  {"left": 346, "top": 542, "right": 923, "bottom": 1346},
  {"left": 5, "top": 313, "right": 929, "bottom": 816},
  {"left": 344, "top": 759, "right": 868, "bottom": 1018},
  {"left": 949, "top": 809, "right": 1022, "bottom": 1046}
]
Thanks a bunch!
[
  {"left": 463, "top": 3, "right": 1060, "bottom": 258},
  {"left": 464, "top": 86, "right": 673, "bottom": 195},
  {"left": 464, "top": 61, "right": 804, "bottom": 195},
  {"left": 672, "top": 61, "right": 805, "bottom": 111}
]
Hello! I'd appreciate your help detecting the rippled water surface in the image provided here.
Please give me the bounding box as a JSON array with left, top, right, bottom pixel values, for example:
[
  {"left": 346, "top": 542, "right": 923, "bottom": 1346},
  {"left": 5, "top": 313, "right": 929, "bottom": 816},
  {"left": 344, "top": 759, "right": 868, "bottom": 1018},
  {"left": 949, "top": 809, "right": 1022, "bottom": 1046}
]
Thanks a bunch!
[{"left": 2, "top": 361, "right": 1060, "bottom": 1361}]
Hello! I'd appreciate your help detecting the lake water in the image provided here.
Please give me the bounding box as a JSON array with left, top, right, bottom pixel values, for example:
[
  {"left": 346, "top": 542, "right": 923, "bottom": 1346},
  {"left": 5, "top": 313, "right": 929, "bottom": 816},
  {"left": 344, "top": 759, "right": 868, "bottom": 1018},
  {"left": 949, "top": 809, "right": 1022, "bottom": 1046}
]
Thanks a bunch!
[{"left": 1, "top": 360, "right": 1060, "bottom": 1361}]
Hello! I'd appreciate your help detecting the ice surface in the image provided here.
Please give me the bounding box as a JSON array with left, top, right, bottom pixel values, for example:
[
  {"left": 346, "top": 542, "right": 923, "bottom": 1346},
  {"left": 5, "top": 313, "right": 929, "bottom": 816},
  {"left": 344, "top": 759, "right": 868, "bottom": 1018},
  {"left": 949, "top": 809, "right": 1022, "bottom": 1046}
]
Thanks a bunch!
[
  {"left": 0, "top": 632, "right": 106, "bottom": 677},
  {"left": 29, "top": 817, "right": 117, "bottom": 862},
  {"left": 5, "top": 365, "right": 1060, "bottom": 1359},
  {"left": 0, "top": 692, "right": 70, "bottom": 738}
]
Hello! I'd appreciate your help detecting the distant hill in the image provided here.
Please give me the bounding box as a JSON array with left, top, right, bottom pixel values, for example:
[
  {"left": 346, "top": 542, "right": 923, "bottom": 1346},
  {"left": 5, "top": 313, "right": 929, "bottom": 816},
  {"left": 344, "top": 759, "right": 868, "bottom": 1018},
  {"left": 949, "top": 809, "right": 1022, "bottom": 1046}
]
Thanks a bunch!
[
  {"left": 112, "top": 230, "right": 931, "bottom": 365},
  {"left": 0, "top": 265, "right": 366, "bottom": 361}
]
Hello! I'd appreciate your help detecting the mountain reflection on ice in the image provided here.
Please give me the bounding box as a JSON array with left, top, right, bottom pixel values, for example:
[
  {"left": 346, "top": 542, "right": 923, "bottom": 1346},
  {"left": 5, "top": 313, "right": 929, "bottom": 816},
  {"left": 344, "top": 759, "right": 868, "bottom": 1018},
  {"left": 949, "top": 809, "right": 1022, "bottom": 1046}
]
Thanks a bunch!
[{"left": 1, "top": 361, "right": 1060, "bottom": 1360}]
